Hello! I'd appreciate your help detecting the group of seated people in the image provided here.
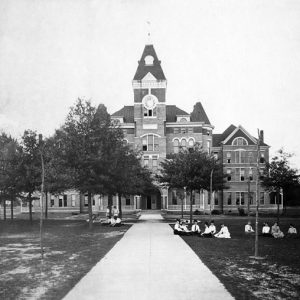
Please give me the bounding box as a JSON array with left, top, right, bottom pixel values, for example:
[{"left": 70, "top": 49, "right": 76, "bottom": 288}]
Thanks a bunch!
[
  {"left": 174, "top": 219, "right": 231, "bottom": 238},
  {"left": 101, "top": 215, "right": 122, "bottom": 227},
  {"left": 245, "top": 221, "right": 298, "bottom": 238}
]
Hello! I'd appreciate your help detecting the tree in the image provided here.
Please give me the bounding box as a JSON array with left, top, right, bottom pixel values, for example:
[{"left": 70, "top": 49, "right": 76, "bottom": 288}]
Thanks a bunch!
[
  {"left": 0, "top": 133, "right": 21, "bottom": 221},
  {"left": 107, "top": 145, "right": 154, "bottom": 218},
  {"left": 159, "top": 145, "right": 226, "bottom": 224},
  {"left": 17, "top": 130, "right": 42, "bottom": 223},
  {"left": 262, "top": 149, "right": 299, "bottom": 222},
  {"left": 60, "top": 99, "right": 124, "bottom": 229}
]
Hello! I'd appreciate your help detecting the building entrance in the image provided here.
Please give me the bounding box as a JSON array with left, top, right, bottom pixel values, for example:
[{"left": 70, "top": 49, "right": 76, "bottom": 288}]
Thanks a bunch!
[{"left": 142, "top": 190, "right": 161, "bottom": 210}]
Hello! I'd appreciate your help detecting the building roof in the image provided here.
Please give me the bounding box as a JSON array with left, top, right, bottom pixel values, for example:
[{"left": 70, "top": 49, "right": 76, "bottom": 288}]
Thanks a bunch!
[
  {"left": 213, "top": 124, "right": 268, "bottom": 147},
  {"left": 190, "top": 102, "right": 211, "bottom": 125},
  {"left": 166, "top": 105, "right": 189, "bottom": 122},
  {"left": 111, "top": 106, "right": 134, "bottom": 123},
  {"left": 133, "top": 45, "right": 166, "bottom": 81}
]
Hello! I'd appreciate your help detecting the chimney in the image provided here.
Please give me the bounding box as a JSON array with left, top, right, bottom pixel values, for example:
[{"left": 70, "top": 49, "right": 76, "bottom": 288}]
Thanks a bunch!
[{"left": 259, "top": 130, "right": 264, "bottom": 143}]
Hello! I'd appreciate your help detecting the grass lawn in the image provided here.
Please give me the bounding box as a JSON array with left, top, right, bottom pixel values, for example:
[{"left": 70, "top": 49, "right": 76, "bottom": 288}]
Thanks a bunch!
[
  {"left": 0, "top": 218, "right": 131, "bottom": 300},
  {"left": 168, "top": 215, "right": 300, "bottom": 299}
]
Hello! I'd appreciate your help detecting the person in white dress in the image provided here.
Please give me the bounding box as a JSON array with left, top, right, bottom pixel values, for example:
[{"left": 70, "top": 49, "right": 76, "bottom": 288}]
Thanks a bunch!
[
  {"left": 262, "top": 222, "right": 272, "bottom": 237},
  {"left": 245, "top": 221, "right": 255, "bottom": 233},
  {"left": 201, "top": 222, "right": 213, "bottom": 238},
  {"left": 215, "top": 224, "right": 231, "bottom": 238},
  {"left": 209, "top": 221, "right": 216, "bottom": 235}
]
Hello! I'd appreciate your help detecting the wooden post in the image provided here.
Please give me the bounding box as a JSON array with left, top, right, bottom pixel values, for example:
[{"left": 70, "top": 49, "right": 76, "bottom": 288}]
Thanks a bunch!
[{"left": 254, "top": 129, "right": 260, "bottom": 258}]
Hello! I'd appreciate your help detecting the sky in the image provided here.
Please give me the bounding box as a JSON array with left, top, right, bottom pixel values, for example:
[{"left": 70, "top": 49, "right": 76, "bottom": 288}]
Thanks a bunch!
[{"left": 0, "top": 0, "right": 300, "bottom": 168}]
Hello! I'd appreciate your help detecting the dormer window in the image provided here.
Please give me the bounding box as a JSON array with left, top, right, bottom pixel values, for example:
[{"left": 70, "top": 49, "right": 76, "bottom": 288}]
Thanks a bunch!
[{"left": 145, "top": 55, "right": 154, "bottom": 65}]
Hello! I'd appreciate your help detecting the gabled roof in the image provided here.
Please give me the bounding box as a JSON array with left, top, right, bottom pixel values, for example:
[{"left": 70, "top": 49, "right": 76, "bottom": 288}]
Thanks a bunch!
[
  {"left": 213, "top": 124, "right": 268, "bottom": 147},
  {"left": 166, "top": 105, "right": 189, "bottom": 122},
  {"left": 190, "top": 102, "right": 211, "bottom": 125},
  {"left": 111, "top": 106, "right": 134, "bottom": 123},
  {"left": 133, "top": 45, "right": 166, "bottom": 81}
]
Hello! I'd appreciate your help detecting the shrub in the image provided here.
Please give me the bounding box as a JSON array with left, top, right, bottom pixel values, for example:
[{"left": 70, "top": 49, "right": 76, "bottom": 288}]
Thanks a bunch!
[
  {"left": 211, "top": 209, "right": 221, "bottom": 215},
  {"left": 238, "top": 207, "right": 246, "bottom": 216},
  {"left": 194, "top": 209, "right": 201, "bottom": 215}
]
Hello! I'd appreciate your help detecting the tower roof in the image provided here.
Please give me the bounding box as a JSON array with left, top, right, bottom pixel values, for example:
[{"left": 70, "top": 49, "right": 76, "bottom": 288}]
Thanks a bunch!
[
  {"left": 190, "top": 102, "right": 211, "bottom": 125},
  {"left": 133, "top": 45, "right": 166, "bottom": 81}
]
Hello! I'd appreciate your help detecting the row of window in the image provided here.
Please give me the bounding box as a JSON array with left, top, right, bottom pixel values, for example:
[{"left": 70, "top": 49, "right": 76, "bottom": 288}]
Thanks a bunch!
[
  {"left": 173, "top": 127, "right": 194, "bottom": 134},
  {"left": 224, "top": 192, "right": 265, "bottom": 205},
  {"left": 226, "top": 168, "right": 264, "bottom": 182},
  {"left": 173, "top": 138, "right": 195, "bottom": 153},
  {"left": 143, "top": 155, "right": 158, "bottom": 170},
  {"left": 225, "top": 151, "right": 265, "bottom": 164},
  {"left": 50, "top": 195, "right": 76, "bottom": 207}
]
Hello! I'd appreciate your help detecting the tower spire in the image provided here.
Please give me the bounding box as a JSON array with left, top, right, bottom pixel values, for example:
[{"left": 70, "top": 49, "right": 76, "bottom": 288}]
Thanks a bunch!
[{"left": 146, "top": 21, "right": 152, "bottom": 45}]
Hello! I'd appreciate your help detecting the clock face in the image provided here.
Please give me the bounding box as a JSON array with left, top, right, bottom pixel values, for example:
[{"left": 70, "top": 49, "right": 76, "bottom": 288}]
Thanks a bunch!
[{"left": 143, "top": 95, "right": 157, "bottom": 109}]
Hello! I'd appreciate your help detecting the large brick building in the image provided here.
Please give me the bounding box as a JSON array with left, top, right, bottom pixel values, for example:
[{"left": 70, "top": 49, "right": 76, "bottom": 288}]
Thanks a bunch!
[{"left": 30, "top": 43, "right": 281, "bottom": 214}]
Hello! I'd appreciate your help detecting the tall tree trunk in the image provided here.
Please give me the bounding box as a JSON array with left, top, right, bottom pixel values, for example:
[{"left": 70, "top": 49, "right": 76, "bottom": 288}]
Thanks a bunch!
[
  {"left": 118, "top": 194, "right": 122, "bottom": 219},
  {"left": 181, "top": 195, "right": 184, "bottom": 219},
  {"left": 3, "top": 198, "right": 7, "bottom": 221},
  {"left": 10, "top": 195, "right": 14, "bottom": 220},
  {"left": 88, "top": 192, "right": 93, "bottom": 230},
  {"left": 45, "top": 192, "right": 48, "bottom": 219},
  {"left": 190, "top": 190, "right": 193, "bottom": 225},
  {"left": 108, "top": 194, "right": 113, "bottom": 216},
  {"left": 276, "top": 189, "right": 280, "bottom": 224},
  {"left": 29, "top": 193, "right": 33, "bottom": 224}
]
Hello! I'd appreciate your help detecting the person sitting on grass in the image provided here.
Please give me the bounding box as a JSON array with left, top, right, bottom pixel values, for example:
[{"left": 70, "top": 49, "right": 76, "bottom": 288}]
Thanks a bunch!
[
  {"left": 174, "top": 219, "right": 183, "bottom": 235},
  {"left": 215, "top": 223, "right": 231, "bottom": 238},
  {"left": 180, "top": 220, "right": 192, "bottom": 235},
  {"left": 286, "top": 224, "right": 297, "bottom": 237},
  {"left": 201, "top": 222, "right": 213, "bottom": 238},
  {"left": 245, "top": 221, "right": 255, "bottom": 234},
  {"left": 271, "top": 222, "right": 284, "bottom": 238},
  {"left": 191, "top": 219, "right": 201, "bottom": 236},
  {"left": 209, "top": 220, "right": 216, "bottom": 235},
  {"left": 262, "top": 222, "right": 272, "bottom": 237},
  {"left": 111, "top": 216, "right": 122, "bottom": 227}
]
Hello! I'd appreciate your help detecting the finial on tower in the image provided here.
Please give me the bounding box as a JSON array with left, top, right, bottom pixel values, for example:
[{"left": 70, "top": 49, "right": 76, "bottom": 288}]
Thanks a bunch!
[{"left": 146, "top": 21, "right": 152, "bottom": 45}]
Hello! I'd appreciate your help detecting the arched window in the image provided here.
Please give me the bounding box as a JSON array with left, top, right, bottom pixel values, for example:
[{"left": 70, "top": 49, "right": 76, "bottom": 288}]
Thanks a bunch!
[
  {"left": 142, "top": 134, "right": 159, "bottom": 152},
  {"left": 232, "top": 137, "right": 248, "bottom": 146},
  {"left": 145, "top": 55, "right": 154, "bottom": 65},
  {"left": 173, "top": 139, "right": 179, "bottom": 153},
  {"left": 188, "top": 138, "right": 194, "bottom": 148}
]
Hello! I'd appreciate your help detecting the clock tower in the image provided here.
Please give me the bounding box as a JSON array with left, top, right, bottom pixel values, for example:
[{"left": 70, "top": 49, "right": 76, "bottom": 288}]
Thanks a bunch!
[{"left": 132, "top": 44, "right": 167, "bottom": 168}]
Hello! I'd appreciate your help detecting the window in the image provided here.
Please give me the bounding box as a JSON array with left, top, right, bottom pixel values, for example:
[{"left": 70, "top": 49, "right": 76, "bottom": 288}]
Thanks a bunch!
[
  {"left": 59, "top": 196, "right": 63, "bottom": 207},
  {"left": 173, "top": 139, "right": 179, "bottom": 153},
  {"left": 144, "top": 156, "right": 149, "bottom": 167},
  {"left": 235, "top": 168, "right": 240, "bottom": 181},
  {"left": 260, "top": 152, "right": 265, "bottom": 163},
  {"left": 144, "top": 107, "right": 156, "bottom": 117},
  {"left": 145, "top": 55, "right": 154, "bottom": 65},
  {"left": 236, "top": 192, "right": 240, "bottom": 205},
  {"left": 227, "top": 193, "right": 232, "bottom": 205},
  {"left": 50, "top": 196, "right": 55, "bottom": 207},
  {"left": 172, "top": 190, "right": 177, "bottom": 205},
  {"left": 260, "top": 192, "right": 265, "bottom": 205},
  {"left": 142, "top": 134, "right": 159, "bottom": 152},
  {"left": 180, "top": 118, "right": 187, "bottom": 122},
  {"left": 174, "top": 128, "right": 180, "bottom": 134},
  {"left": 249, "top": 192, "right": 254, "bottom": 205},
  {"left": 240, "top": 168, "right": 245, "bottom": 181},
  {"left": 213, "top": 152, "right": 218, "bottom": 160},
  {"left": 227, "top": 169, "right": 231, "bottom": 181},
  {"left": 71, "top": 195, "right": 76, "bottom": 207},
  {"left": 232, "top": 137, "right": 248, "bottom": 146},
  {"left": 214, "top": 193, "right": 219, "bottom": 205},
  {"left": 188, "top": 139, "right": 194, "bottom": 148},
  {"left": 249, "top": 168, "right": 253, "bottom": 181},
  {"left": 188, "top": 127, "right": 193, "bottom": 134},
  {"left": 234, "top": 150, "right": 246, "bottom": 163},
  {"left": 126, "top": 198, "right": 131, "bottom": 206},
  {"left": 248, "top": 152, "right": 254, "bottom": 164},
  {"left": 259, "top": 168, "right": 265, "bottom": 180},
  {"left": 84, "top": 195, "right": 88, "bottom": 207},
  {"left": 181, "top": 128, "right": 187, "bottom": 134},
  {"left": 63, "top": 195, "right": 67, "bottom": 207},
  {"left": 241, "top": 192, "right": 245, "bottom": 205},
  {"left": 152, "top": 155, "right": 158, "bottom": 170},
  {"left": 226, "top": 152, "right": 231, "bottom": 163}
]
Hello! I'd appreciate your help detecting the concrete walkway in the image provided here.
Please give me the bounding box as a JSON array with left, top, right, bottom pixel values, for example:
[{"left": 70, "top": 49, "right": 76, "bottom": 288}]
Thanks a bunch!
[{"left": 63, "top": 213, "right": 233, "bottom": 300}]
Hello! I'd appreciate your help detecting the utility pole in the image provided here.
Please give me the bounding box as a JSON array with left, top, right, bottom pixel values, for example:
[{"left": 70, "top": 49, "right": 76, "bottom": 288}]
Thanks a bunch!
[
  {"left": 209, "top": 168, "right": 214, "bottom": 220},
  {"left": 247, "top": 177, "right": 251, "bottom": 216},
  {"left": 254, "top": 129, "right": 260, "bottom": 258},
  {"left": 39, "top": 134, "right": 45, "bottom": 260}
]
